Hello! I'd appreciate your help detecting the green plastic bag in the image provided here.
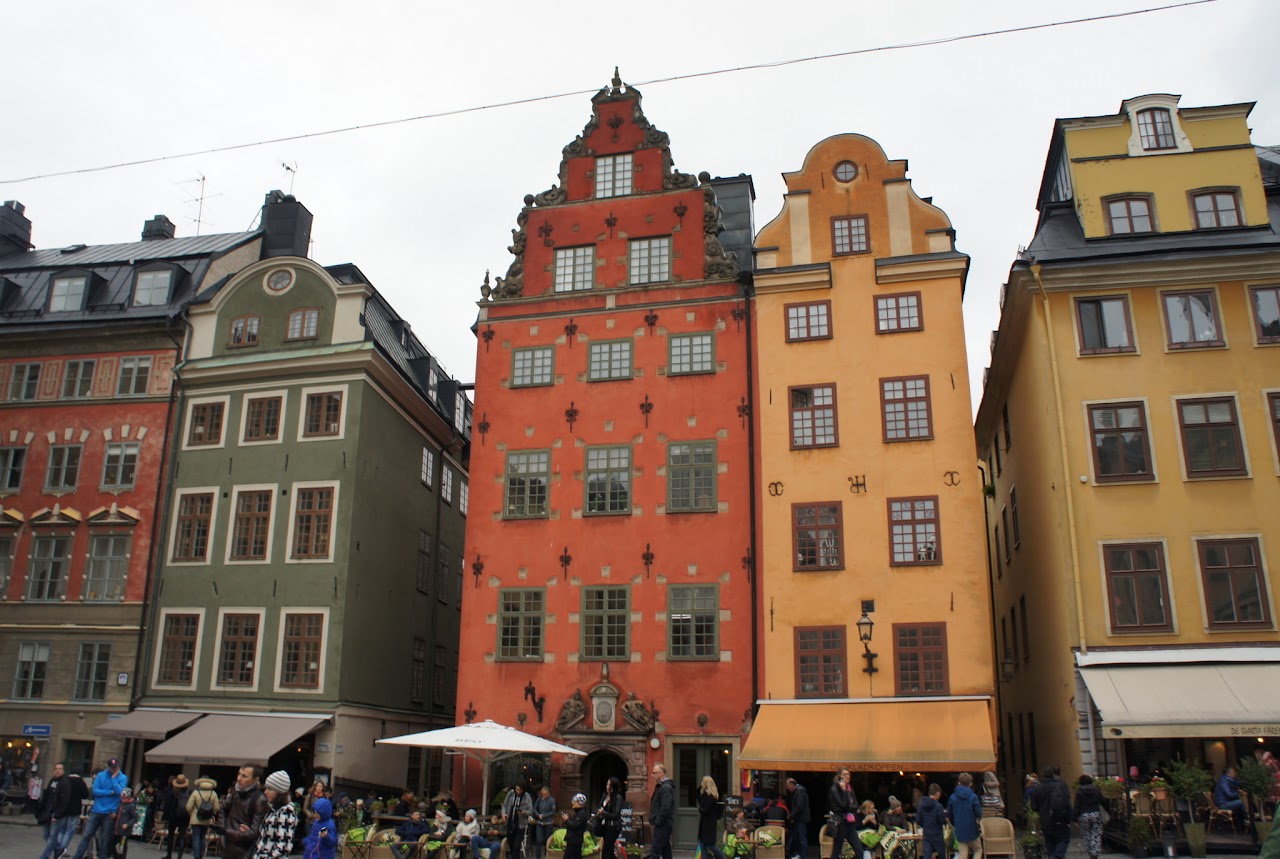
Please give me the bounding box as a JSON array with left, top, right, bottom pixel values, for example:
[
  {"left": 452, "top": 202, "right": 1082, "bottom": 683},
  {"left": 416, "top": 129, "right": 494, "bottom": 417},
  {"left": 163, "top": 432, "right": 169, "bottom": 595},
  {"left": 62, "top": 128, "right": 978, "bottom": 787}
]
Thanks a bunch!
[
  {"left": 346, "top": 827, "right": 368, "bottom": 844},
  {"left": 859, "top": 828, "right": 884, "bottom": 848}
]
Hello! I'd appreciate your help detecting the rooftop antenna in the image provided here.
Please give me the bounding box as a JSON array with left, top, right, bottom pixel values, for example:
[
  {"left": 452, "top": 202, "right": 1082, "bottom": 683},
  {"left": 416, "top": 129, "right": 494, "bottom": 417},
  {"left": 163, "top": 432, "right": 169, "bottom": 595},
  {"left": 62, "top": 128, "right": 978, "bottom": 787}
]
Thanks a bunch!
[
  {"left": 177, "top": 173, "right": 222, "bottom": 236},
  {"left": 280, "top": 161, "right": 299, "bottom": 195}
]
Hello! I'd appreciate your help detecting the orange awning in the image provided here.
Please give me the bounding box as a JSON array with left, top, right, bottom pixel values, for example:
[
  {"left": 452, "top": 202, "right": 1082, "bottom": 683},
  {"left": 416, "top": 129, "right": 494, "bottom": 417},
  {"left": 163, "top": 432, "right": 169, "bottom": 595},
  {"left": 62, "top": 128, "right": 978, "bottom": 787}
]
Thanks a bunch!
[{"left": 739, "top": 699, "right": 995, "bottom": 772}]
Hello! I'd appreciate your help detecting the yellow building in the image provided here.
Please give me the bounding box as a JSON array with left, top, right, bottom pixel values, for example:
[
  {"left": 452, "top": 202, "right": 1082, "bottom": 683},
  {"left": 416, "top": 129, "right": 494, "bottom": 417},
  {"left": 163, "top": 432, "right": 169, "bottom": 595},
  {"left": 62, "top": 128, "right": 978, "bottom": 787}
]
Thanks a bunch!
[
  {"left": 977, "top": 95, "right": 1280, "bottom": 792},
  {"left": 739, "top": 135, "right": 996, "bottom": 790}
]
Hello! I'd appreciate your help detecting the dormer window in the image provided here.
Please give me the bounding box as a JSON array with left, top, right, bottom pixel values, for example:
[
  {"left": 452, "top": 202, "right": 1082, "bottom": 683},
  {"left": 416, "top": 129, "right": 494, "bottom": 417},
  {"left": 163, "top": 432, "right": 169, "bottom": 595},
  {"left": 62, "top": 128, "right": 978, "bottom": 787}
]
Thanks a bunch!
[
  {"left": 229, "top": 315, "right": 261, "bottom": 347},
  {"left": 595, "top": 154, "right": 633, "bottom": 198},
  {"left": 286, "top": 308, "right": 320, "bottom": 341},
  {"left": 49, "top": 276, "right": 87, "bottom": 312},
  {"left": 133, "top": 269, "right": 173, "bottom": 306},
  {"left": 1136, "top": 108, "right": 1177, "bottom": 150}
]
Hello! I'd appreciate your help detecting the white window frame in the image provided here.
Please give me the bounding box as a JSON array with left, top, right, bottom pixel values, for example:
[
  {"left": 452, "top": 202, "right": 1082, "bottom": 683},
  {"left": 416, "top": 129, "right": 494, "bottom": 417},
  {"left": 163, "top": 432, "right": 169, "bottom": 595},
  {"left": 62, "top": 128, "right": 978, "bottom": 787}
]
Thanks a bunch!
[
  {"left": 83, "top": 533, "right": 130, "bottom": 601},
  {"left": 223, "top": 483, "right": 279, "bottom": 565},
  {"left": 133, "top": 269, "right": 172, "bottom": 306},
  {"left": 285, "top": 480, "right": 341, "bottom": 565},
  {"left": 554, "top": 246, "right": 595, "bottom": 292},
  {"left": 295, "top": 384, "right": 349, "bottom": 442},
  {"left": 101, "top": 442, "right": 140, "bottom": 490},
  {"left": 8, "top": 363, "right": 40, "bottom": 401},
  {"left": 273, "top": 606, "right": 330, "bottom": 694},
  {"left": 61, "top": 360, "right": 96, "bottom": 399},
  {"left": 45, "top": 445, "right": 82, "bottom": 491},
  {"left": 238, "top": 389, "right": 289, "bottom": 447},
  {"left": 210, "top": 606, "right": 266, "bottom": 692},
  {"left": 595, "top": 154, "right": 633, "bottom": 199},
  {"left": 49, "top": 276, "right": 87, "bottom": 312},
  {"left": 72, "top": 641, "right": 112, "bottom": 702},
  {"left": 629, "top": 237, "right": 671, "bottom": 285},
  {"left": 181, "top": 395, "right": 232, "bottom": 451},
  {"left": 116, "top": 356, "right": 153, "bottom": 397},
  {"left": 150, "top": 607, "right": 205, "bottom": 691},
  {"left": 168, "top": 486, "right": 221, "bottom": 566},
  {"left": 441, "top": 464, "right": 454, "bottom": 505},
  {"left": 420, "top": 446, "right": 436, "bottom": 488}
]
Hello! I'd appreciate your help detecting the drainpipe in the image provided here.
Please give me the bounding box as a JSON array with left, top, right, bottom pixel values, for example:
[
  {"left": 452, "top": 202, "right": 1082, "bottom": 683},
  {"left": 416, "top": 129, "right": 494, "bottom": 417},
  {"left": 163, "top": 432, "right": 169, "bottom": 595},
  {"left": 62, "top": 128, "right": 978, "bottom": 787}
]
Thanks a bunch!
[
  {"left": 741, "top": 276, "right": 760, "bottom": 713},
  {"left": 976, "top": 461, "right": 1000, "bottom": 714}
]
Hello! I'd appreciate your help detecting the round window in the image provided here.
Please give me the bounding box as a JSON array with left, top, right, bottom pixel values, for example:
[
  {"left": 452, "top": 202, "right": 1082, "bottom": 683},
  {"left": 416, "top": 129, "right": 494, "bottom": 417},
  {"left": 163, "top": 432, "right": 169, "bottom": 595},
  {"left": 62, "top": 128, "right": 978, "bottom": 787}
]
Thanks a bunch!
[
  {"left": 265, "top": 268, "right": 294, "bottom": 292},
  {"left": 834, "top": 161, "right": 859, "bottom": 182}
]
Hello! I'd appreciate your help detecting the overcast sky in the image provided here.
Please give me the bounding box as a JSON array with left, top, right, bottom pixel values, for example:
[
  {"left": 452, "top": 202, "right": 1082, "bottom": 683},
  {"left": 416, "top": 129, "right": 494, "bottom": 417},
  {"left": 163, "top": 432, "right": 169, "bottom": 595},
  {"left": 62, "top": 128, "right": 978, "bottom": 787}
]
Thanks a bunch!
[{"left": 5, "top": 0, "right": 1276, "bottom": 415}]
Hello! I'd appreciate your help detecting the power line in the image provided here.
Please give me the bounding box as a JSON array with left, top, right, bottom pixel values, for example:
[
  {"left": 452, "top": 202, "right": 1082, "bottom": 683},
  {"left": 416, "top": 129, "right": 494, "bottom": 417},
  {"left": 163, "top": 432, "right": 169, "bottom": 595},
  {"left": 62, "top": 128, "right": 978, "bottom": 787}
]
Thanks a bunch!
[{"left": 0, "top": 0, "right": 1222, "bottom": 186}]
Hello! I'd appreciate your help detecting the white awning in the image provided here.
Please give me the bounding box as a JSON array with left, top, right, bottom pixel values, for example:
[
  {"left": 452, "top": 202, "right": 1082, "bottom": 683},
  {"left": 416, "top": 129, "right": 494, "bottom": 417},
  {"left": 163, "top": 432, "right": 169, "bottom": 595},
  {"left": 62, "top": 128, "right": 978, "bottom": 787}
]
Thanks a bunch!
[
  {"left": 95, "top": 710, "right": 204, "bottom": 740},
  {"left": 1080, "top": 663, "right": 1280, "bottom": 738},
  {"left": 145, "top": 714, "right": 328, "bottom": 766}
]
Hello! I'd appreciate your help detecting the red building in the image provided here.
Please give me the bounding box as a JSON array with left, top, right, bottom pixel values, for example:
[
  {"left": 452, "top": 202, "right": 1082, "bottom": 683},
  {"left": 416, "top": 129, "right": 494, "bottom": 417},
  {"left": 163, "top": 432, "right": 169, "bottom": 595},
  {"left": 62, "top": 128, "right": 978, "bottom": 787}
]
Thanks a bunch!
[{"left": 457, "top": 74, "right": 756, "bottom": 841}]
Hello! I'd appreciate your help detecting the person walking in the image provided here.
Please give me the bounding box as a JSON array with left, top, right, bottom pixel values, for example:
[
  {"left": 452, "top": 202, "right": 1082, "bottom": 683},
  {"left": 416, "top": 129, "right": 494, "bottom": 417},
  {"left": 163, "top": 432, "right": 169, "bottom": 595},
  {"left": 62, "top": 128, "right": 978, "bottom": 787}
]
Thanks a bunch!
[
  {"left": 252, "top": 771, "right": 299, "bottom": 859},
  {"left": 979, "top": 774, "right": 1004, "bottom": 819},
  {"left": 563, "top": 794, "right": 590, "bottom": 859},
  {"left": 40, "top": 765, "right": 85, "bottom": 859},
  {"left": 1028, "top": 768, "right": 1072, "bottom": 859},
  {"left": 531, "top": 786, "right": 557, "bottom": 859},
  {"left": 1073, "top": 776, "right": 1103, "bottom": 859},
  {"left": 165, "top": 774, "right": 193, "bottom": 859},
  {"left": 501, "top": 783, "right": 534, "bottom": 859},
  {"left": 223, "top": 766, "right": 270, "bottom": 859},
  {"left": 73, "top": 756, "right": 129, "bottom": 859},
  {"left": 827, "top": 769, "right": 859, "bottom": 859},
  {"left": 301, "top": 797, "right": 338, "bottom": 859},
  {"left": 947, "top": 774, "right": 983, "bottom": 859},
  {"left": 787, "top": 777, "right": 811, "bottom": 859},
  {"left": 916, "top": 785, "right": 947, "bottom": 859},
  {"left": 697, "top": 776, "right": 728, "bottom": 859},
  {"left": 596, "top": 776, "right": 625, "bottom": 859},
  {"left": 114, "top": 788, "right": 140, "bottom": 859},
  {"left": 648, "top": 764, "right": 675, "bottom": 859},
  {"left": 36, "top": 763, "right": 66, "bottom": 843},
  {"left": 187, "top": 777, "right": 222, "bottom": 859}
]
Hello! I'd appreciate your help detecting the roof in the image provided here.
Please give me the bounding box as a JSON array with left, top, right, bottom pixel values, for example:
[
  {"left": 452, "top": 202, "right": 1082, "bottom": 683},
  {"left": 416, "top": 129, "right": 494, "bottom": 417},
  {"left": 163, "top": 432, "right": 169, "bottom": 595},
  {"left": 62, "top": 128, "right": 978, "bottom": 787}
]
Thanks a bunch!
[{"left": 0, "top": 231, "right": 259, "bottom": 271}]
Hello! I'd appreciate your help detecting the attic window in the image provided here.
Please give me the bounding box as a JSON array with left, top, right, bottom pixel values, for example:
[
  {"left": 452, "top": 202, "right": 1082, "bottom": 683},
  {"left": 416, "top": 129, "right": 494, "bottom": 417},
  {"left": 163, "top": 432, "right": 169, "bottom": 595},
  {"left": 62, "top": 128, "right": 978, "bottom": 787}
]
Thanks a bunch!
[
  {"left": 596, "top": 154, "right": 633, "bottom": 199},
  {"left": 49, "top": 276, "right": 87, "bottom": 312},
  {"left": 133, "top": 269, "right": 172, "bottom": 306},
  {"left": 1136, "top": 109, "right": 1177, "bottom": 151}
]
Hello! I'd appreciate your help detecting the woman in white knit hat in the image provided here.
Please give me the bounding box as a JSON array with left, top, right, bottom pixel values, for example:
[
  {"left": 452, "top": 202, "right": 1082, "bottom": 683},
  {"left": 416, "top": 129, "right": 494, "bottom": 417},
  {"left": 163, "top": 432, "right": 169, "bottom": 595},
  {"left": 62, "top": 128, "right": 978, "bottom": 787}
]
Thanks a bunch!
[{"left": 253, "top": 772, "right": 299, "bottom": 859}]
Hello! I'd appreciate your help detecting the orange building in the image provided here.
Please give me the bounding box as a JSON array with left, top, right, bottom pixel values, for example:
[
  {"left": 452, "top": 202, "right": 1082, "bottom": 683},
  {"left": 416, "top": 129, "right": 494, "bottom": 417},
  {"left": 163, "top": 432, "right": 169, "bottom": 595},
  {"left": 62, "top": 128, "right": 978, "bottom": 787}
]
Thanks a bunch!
[{"left": 457, "top": 73, "right": 757, "bottom": 842}]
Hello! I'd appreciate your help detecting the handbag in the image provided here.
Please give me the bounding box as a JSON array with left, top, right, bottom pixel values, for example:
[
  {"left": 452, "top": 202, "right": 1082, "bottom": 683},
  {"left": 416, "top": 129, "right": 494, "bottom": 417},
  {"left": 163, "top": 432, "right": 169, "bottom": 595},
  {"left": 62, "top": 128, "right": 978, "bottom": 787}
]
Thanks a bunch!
[
  {"left": 589, "top": 813, "right": 605, "bottom": 837},
  {"left": 1100, "top": 807, "right": 1111, "bottom": 825}
]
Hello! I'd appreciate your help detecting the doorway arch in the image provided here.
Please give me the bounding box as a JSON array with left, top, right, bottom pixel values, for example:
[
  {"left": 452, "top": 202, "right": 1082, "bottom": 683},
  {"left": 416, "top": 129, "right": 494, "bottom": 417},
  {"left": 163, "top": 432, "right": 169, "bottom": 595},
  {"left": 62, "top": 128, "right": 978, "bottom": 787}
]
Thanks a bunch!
[{"left": 580, "top": 748, "right": 630, "bottom": 805}]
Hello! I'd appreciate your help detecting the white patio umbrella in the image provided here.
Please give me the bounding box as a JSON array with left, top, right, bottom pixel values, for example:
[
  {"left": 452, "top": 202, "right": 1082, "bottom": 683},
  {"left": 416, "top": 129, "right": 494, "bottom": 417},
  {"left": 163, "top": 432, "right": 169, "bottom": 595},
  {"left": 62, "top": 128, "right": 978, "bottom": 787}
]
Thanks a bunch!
[{"left": 377, "top": 719, "right": 586, "bottom": 809}]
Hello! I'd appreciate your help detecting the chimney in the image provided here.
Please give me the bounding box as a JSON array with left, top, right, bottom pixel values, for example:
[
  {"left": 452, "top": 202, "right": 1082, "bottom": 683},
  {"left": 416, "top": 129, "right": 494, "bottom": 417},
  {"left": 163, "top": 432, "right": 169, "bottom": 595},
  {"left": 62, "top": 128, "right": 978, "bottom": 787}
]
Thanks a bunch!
[
  {"left": 141, "top": 214, "right": 176, "bottom": 241},
  {"left": 260, "top": 190, "right": 314, "bottom": 259},
  {"left": 0, "top": 201, "right": 32, "bottom": 257}
]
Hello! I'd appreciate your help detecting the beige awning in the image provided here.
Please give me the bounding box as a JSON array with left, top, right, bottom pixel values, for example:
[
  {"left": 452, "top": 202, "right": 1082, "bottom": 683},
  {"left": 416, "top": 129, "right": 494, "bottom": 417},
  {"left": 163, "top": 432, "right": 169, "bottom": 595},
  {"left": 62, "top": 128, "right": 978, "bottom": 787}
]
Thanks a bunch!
[
  {"left": 95, "top": 710, "right": 204, "bottom": 740},
  {"left": 1080, "top": 664, "right": 1280, "bottom": 738},
  {"left": 739, "top": 699, "right": 995, "bottom": 772},
  {"left": 145, "top": 714, "right": 328, "bottom": 766}
]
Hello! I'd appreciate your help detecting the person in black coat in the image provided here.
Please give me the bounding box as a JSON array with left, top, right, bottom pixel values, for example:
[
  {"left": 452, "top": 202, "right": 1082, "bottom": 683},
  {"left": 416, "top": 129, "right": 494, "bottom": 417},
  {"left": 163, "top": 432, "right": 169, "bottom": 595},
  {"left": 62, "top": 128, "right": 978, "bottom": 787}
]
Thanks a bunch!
[
  {"left": 563, "top": 794, "right": 590, "bottom": 859},
  {"left": 697, "top": 777, "right": 727, "bottom": 859},
  {"left": 649, "top": 765, "right": 675, "bottom": 859},
  {"left": 827, "top": 769, "right": 859, "bottom": 859},
  {"left": 916, "top": 785, "right": 947, "bottom": 859},
  {"left": 787, "top": 778, "right": 811, "bottom": 859},
  {"left": 596, "top": 777, "right": 625, "bottom": 859}
]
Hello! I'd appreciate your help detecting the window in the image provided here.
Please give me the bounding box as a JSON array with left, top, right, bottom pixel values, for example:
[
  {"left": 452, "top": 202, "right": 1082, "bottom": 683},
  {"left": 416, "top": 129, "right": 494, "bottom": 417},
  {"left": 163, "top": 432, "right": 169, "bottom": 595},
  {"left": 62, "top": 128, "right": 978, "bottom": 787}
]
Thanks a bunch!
[
  {"left": 793, "top": 502, "right": 843, "bottom": 571},
  {"left": 459, "top": 481, "right": 469, "bottom": 516},
  {"left": 0, "top": 448, "right": 24, "bottom": 491},
  {"left": 217, "top": 613, "right": 259, "bottom": 686},
  {"left": 1076, "top": 296, "right": 1135, "bottom": 354},
  {"left": 1192, "top": 190, "right": 1241, "bottom": 229},
  {"left": 1001, "top": 507, "right": 1012, "bottom": 562},
  {"left": 586, "top": 446, "right": 631, "bottom": 515},
  {"left": 993, "top": 435, "right": 1002, "bottom": 476},
  {"left": 581, "top": 586, "right": 629, "bottom": 660},
  {"left": 280, "top": 612, "right": 323, "bottom": 688},
  {"left": 1089, "top": 402, "right": 1153, "bottom": 482},
  {"left": 101, "top": 442, "right": 139, "bottom": 489},
  {"left": 420, "top": 447, "right": 436, "bottom": 487},
  {"left": 832, "top": 216, "right": 869, "bottom": 255},
  {"left": 1136, "top": 108, "right": 1176, "bottom": 150},
  {"left": 790, "top": 385, "right": 837, "bottom": 448},
  {"left": 1010, "top": 487, "right": 1021, "bottom": 547},
  {"left": 994, "top": 525, "right": 1003, "bottom": 579},
  {"left": 436, "top": 544, "right": 451, "bottom": 605},
  {"left": 1104, "top": 543, "right": 1172, "bottom": 632},
  {"left": 188, "top": 401, "right": 225, "bottom": 446},
  {"left": 303, "top": 392, "right": 343, "bottom": 437},
  {"left": 1198, "top": 538, "right": 1271, "bottom": 628},
  {"left": 12, "top": 642, "right": 50, "bottom": 699},
  {"left": 173, "top": 492, "right": 214, "bottom": 562},
  {"left": 411, "top": 637, "right": 426, "bottom": 703},
  {"left": 73, "top": 643, "right": 111, "bottom": 701},
  {"left": 588, "top": 340, "right": 632, "bottom": 381},
  {"left": 26, "top": 536, "right": 69, "bottom": 601},
  {"left": 1105, "top": 197, "right": 1154, "bottom": 235},
  {"left": 795, "top": 627, "right": 845, "bottom": 697},
  {"left": 157, "top": 613, "right": 198, "bottom": 685},
  {"left": 244, "top": 396, "right": 282, "bottom": 442},
  {"left": 45, "top": 445, "right": 81, "bottom": 491},
  {"left": 1003, "top": 404, "right": 1013, "bottom": 451},
  {"left": 433, "top": 644, "right": 446, "bottom": 704},
  {"left": 133, "top": 270, "right": 171, "bottom": 306},
  {"left": 1020, "top": 595, "right": 1030, "bottom": 661},
  {"left": 875, "top": 293, "right": 922, "bottom": 333},
  {"left": 84, "top": 535, "right": 128, "bottom": 601},
  {"left": 116, "top": 357, "right": 152, "bottom": 396},
  {"left": 0, "top": 536, "right": 11, "bottom": 593},
  {"left": 8, "top": 363, "right": 40, "bottom": 401},
  {"left": 669, "top": 333, "right": 713, "bottom": 375},
  {"left": 629, "top": 237, "right": 670, "bottom": 285},
  {"left": 669, "top": 585, "right": 718, "bottom": 660},
  {"left": 554, "top": 246, "right": 595, "bottom": 292},
  {"left": 595, "top": 154, "right": 633, "bottom": 198},
  {"left": 49, "top": 276, "right": 86, "bottom": 312},
  {"left": 667, "top": 441, "right": 716, "bottom": 512},
  {"left": 512, "top": 347, "right": 554, "bottom": 387},
  {"left": 229, "top": 315, "right": 260, "bottom": 347},
  {"left": 286, "top": 308, "right": 320, "bottom": 340},
  {"left": 61, "top": 360, "right": 96, "bottom": 399},
  {"left": 1178, "top": 397, "right": 1246, "bottom": 477},
  {"left": 894, "top": 624, "right": 948, "bottom": 695},
  {"left": 1270, "top": 393, "right": 1280, "bottom": 459},
  {"left": 881, "top": 376, "right": 932, "bottom": 441},
  {"left": 415, "top": 530, "right": 432, "bottom": 594},
  {"left": 498, "top": 589, "right": 545, "bottom": 660},
  {"left": 230, "top": 490, "right": 272, "bottom": 561},
  {"left": 1010, "top": 607, "right": 1019, "bottom": 667},
  {"left": 785, "top": 301, "right": 831, "bottom": 341},
  {"left": 1251, "top": 286, "right": 1280, "bottom": 344},
  {"left": 441, "top": 464, "right": 454, "bottom": 505},
  {"left": 889, "top": 496, "right": 941, "bottom": 565},
  {"left": 1163, "top": 290, "right": 1223, "bottom": 348},
  {"left": 505, "top": 451, "right": 549, "bottom": 518},
  {"left": 292, "top": 486, "right": 335, "bottom": 559}
]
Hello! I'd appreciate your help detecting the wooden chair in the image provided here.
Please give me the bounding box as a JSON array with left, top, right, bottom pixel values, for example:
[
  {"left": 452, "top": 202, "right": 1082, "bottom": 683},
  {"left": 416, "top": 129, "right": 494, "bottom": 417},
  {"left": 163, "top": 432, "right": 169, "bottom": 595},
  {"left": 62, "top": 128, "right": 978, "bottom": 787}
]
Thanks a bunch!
[
  {"left": 149, "top": 812, "right": 169, "bottom": 847},
  {"left": 1204, "top": 792, "right": 1237, "bottom": 836},
  {"left": 753, "top": 823, "right": 787, "bottom": 859},
  {"left": 980, "top": 817, "right": 1016, "bottom": 859},
  {"left": 1150, "top": 796, "right": 1181, "bottom": 838},
  {"left": 819, "top": 822, "right": 857, "bottom": 859}
]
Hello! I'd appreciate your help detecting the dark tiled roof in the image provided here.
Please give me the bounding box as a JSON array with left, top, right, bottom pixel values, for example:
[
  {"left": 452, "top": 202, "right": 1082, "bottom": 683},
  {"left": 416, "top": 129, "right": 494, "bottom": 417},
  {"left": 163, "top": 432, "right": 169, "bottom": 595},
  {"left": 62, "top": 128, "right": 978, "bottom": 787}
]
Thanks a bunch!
[{"left": 0, "top": 231, "right": 259, "bottom": 271}]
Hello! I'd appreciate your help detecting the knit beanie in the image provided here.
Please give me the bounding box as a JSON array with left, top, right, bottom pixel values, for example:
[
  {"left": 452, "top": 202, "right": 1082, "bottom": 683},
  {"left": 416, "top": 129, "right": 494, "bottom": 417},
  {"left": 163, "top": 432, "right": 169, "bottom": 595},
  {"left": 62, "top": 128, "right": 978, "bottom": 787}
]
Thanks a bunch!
[
  {"left": 265, "top": 771, "right": 291, "bottom": 794},
  {"left": 313, "top": 798, "right": 333, "bottom": 819}
]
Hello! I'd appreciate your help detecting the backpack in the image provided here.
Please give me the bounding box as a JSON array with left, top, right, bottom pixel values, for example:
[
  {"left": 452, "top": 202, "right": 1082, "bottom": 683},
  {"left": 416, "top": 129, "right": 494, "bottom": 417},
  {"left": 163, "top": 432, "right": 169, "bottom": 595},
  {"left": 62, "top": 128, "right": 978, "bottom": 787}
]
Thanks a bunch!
[
  {"left": 197, "top": 791, "right": 215, "bottom": 822},
  {"left": 1047, "top": 781, "right": 1071, "bottom": 825}
]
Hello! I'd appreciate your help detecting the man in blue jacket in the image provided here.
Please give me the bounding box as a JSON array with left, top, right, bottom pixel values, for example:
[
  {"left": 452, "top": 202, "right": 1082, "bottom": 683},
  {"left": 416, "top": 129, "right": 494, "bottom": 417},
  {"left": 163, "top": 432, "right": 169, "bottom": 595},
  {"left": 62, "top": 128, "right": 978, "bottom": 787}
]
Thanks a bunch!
[
  {"left": 916, "top": 784, "right": 948, "bottom": 859},
  {"left": 73, "top": 756, "right": 129, "bottom": 859},
  {"left": 946, "top": 773, "right": 983, "bottom": 859}
]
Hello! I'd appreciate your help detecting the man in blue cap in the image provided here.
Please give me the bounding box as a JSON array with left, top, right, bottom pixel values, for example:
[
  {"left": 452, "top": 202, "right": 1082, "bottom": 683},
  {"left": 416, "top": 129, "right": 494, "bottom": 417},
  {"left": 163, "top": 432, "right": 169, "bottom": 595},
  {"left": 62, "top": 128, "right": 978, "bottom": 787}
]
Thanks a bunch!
[{"left": 73, "top": 756, "right": 128, "bottom": 859}]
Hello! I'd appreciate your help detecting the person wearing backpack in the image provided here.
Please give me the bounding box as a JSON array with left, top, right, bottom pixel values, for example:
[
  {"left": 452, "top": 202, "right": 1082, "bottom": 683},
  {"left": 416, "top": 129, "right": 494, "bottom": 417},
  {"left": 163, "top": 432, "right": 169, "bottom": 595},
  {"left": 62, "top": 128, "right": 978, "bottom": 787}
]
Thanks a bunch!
[
  {"left": 946, "top": 773, "right": 984, "bottom": 859},
  {"left": 1028, "top": 767, "right": 1072, "bottom": 859},
  {"left": 186, "top": 777, "right": 222, "bottom": 859}
]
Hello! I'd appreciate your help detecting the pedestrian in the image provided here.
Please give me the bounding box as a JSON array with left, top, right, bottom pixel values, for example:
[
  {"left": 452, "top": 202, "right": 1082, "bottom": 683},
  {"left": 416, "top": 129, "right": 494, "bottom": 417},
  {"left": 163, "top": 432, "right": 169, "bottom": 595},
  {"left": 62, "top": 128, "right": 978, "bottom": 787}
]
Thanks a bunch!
[
  {"left": 787, "top": 777, "right": 811, "bottom": 859},
  {"left": 531, "top": 786, "right": 557, "bottom": 859},
  {"left": 302, "top": 797, "right": 338, "bottom": 859},
  {"left": 563, "top": 793, "right": 590, "bottom": 859},
  {"left": 697, "top": 776, "right": 728, "bottom": 859},
  {"left": 39, "top": 764, "right": 85, "bottom": 859},
  {"left": 165, "top": 774, "right": 193, "bottom": 859},
  {"left": 596, "top": 776, "right": 625, "bottom": 859},
  {"left": 223, "top": 766, "right": 271, "bottom": 859},
  {"left": 501, "top": 783, "right": 533, "bottom": 859},
  {"left": 36, "top": 762, "right": 66, "bottom": 842},
  {"left": 916, "top": 785, "right": 947, "bottom": 859},
  {"left": 1028, "top": 768, "right": 1071, "bottom": 859},
  {"left": 187, "top": 776, "right": 222, "bottom": 859},
  {"left": 72, "top": 756, "right": 129, "bottom": 859},
  {"left": 827, "top": 768, "right": 859, "bottom": 859},
  {"left": 1073, "top": 775, "right": 1103, "bottom": 859},
  {"left": 115, "top": 787, "right": 140, "bottom": 859},
  {"left": 253, "top": 771, "right": 299, "bottom": 859},
  {"left": 648, "top": 763, "right": 675, "bottom": 859},
  {"left": 979, "top": 773, "right": 1004, "bottom": 819},
  {"left": 946, "top": 773, "right": 983, "bottom": 859}
]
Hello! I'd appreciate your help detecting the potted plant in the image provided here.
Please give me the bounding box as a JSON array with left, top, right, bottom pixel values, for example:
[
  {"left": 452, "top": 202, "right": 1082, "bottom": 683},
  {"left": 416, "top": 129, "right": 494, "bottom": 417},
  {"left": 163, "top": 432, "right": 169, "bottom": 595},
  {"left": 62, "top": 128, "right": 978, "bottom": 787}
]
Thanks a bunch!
[
  {"left": 1145, "top": 777, "right": 1171, "bottom": 802},
  {"left": 1165, "top": 759, "right": 1213, "bottom": 858},
  {"left": 1127, "top": 815, "right": 1155, "bottom": 858},
  {"left": 1237, "top": 756, "right": 1274, "bottom": 843},
  {"left": 1097, "top": 777, "right": 1127, "bottom": 801}
]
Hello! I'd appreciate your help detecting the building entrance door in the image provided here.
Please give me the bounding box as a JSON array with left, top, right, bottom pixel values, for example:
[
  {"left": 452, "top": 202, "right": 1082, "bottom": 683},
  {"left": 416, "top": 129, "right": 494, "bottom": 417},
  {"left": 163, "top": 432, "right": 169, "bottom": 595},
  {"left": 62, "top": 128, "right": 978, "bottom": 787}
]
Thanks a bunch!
[{"left": 673, "top": 743, "right": 731, "bottom": 848}]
